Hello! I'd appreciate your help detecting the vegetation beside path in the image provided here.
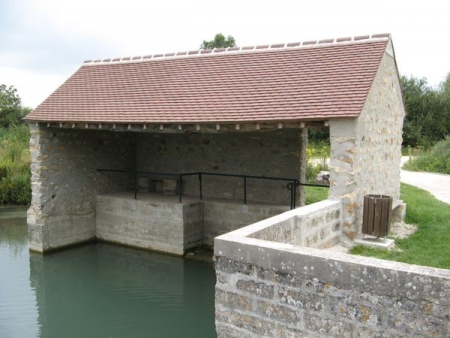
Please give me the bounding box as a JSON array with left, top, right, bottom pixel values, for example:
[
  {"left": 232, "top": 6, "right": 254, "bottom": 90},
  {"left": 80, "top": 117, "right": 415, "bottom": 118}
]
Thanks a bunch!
[{"left": 403, "top": 137, "right": 450, "bottom": 175}]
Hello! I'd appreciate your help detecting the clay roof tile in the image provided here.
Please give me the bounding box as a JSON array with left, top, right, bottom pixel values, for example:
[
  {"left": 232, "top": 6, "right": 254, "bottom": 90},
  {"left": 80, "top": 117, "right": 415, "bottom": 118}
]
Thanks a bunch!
[{"left": 25, "top": 35, "right": 391, "bottom": 124}]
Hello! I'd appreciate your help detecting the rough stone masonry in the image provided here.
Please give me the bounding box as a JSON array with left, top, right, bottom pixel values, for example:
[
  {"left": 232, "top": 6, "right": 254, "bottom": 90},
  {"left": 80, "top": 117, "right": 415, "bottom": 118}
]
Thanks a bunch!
[
  {"left": 328, "top": 39, "right": 405, "bottom": 243},
  {"left": 214, "top": 202, "right": 450, "bottom": 337}
]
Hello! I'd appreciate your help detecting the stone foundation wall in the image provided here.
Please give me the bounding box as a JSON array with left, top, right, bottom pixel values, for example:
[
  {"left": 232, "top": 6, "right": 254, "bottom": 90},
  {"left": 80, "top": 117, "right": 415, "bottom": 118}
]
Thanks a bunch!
[
  {"left": 136, "top": 130, "right": 302, "bottom": 205},
  {"left": 215, "top": 215, "right": 450, "bottom": 337},
  {"left": 96, "top": 194, "right": 290, "bottom": 254},
  {"left": 96, "top": 194, "right": 204, "bottom": 255},
  {"left": 27, "top": 124, "right": 135, "bottom": 252},
  {"left": 329, "top": 43, "right": 405, "bottom": 242}
]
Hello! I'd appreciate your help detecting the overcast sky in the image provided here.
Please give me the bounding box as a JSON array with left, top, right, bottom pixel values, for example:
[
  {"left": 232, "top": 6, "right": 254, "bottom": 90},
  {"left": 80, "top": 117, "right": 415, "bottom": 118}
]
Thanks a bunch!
[{"left": 1, "top": 0, "right": 449, "bottom": 108}]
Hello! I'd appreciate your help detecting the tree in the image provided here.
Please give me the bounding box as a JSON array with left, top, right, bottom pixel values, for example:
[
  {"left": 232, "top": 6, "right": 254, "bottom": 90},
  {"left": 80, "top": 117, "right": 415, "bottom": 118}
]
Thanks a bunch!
[
  {"left": 200, "top": 33, "right": 236, "bottom": 50},
  {"left": 0, "top": 85, "right": 30, "bottom": 128},
  {"left": 400, "top": 75, "right": 449, "bottom": 147}
]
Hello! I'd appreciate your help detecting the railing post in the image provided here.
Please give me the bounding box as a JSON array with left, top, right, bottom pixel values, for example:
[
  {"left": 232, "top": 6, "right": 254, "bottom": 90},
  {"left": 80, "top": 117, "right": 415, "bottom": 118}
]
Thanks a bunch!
[
  {"left": 179, "top": 174, "right": 183, "bottom": 203},
  {"left": 290, "top": 182, "right": 293, "bottom": 209},
  {"left": 134, "top": 170, "right": 138, "bottom": 200},
  {"left": 244, "top": 176, "right": 247, "bottom": 205},
  {"left": 292, "top": 180, "right": 297, "bottom": 209},
  {"left": 199, "top": 173, "right": 203, "bottom": 200}
]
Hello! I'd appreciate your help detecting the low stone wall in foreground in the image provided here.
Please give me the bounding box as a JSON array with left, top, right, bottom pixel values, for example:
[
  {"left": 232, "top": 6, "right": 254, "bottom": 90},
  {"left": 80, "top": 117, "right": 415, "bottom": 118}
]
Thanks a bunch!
[{"left": 215, "top": 200, "right": 450, "bottom": 337}]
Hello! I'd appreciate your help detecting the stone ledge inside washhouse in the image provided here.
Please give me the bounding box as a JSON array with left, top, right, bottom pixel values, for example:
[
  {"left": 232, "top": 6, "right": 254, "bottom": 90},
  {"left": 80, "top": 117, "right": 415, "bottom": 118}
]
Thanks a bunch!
[
  {"left": 96, "top": 192, "right": 290, "bottom": 255},
  {"left": 96, "top": 193, "right": 203, "bottom": 255},
  {"left": 27, "top": 124, "right": 136, "bottom": 252}
]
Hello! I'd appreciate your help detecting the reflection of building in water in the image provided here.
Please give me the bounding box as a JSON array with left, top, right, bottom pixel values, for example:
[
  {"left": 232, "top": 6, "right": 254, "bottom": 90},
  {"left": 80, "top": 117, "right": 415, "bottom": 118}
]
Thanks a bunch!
[{"left": 29, "top": 243, "right": 215, "bottom": 337}]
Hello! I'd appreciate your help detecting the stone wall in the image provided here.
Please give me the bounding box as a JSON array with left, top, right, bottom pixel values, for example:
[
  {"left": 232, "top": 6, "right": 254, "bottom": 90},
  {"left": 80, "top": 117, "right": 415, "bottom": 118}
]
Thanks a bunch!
[
  {"left": 28, "top": 124, "right": 303, "bottom": 253},
  {"left": 329, "top": 42, "right": 405, "bottom": 242},
  {"left": 27, "top": 124, "right": 135, "bottom": 252},
  {"left": 136, "top": 130, "right": 302, "bottom": 205},
  {"left": 203, "top": 202, "right": 289, "bottom": 248},
  {"left": 248, "top": 200, "right": 341, "bottom": 249},
  {"left": 96, "top": 193, "right": 204, "bottom": 255},
  {"left": 215, "top": 212, "right": 450, "bottom": 337},
  {"left": 96, "top": 193, "right": 290, "bottom": 254}
]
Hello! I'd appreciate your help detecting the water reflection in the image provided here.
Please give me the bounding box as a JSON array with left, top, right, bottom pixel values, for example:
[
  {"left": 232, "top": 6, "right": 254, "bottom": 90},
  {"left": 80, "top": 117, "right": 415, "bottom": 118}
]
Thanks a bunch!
[
  {"left": 0, "top": 206, "right": 216, "bottom": 338},
  {"left": 0, "top": 206, "right": 40, "bottom": 338}
]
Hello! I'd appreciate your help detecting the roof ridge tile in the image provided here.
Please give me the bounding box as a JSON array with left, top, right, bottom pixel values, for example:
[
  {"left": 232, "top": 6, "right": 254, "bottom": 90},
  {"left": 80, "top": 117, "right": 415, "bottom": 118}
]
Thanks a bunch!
[{"left": 82, "top": 33, "right": 391, "bottom": 66}]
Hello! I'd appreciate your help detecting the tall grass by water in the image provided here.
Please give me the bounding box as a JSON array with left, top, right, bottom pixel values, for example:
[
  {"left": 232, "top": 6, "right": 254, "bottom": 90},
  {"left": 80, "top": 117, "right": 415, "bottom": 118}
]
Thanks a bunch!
[{"left": 0, "top": 125, "right": 31, "bottom": 204}]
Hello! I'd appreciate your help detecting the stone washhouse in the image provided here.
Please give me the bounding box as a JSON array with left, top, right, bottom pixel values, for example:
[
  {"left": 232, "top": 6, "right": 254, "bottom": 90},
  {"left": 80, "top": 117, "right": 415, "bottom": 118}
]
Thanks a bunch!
[
  {"left": 25, "top": 34, "right": 405, "bottom": 255},
  {"left": 26, "top": 33, "right": 447, "bottom": 338}
]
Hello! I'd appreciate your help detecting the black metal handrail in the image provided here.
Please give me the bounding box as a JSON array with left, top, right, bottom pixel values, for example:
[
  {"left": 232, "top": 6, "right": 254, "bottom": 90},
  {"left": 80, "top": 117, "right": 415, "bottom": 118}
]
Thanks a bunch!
[
  {"left": 180, "top": 172, "right": 302, "bottom": 209},
  {"left": 97, "top": 169, "right": 329, "bottom": 209}
]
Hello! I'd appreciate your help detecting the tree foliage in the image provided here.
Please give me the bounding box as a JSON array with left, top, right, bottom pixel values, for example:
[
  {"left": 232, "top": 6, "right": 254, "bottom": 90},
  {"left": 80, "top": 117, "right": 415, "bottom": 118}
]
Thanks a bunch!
[
  {"left": 0, "top": 85, "right": 30, "bottom": 128},
  {"left": 200, "top": 33, "right": 236, "bottom": 50},
  {"left": 400, "top": 74, "right": 450, "bottom": 147}
]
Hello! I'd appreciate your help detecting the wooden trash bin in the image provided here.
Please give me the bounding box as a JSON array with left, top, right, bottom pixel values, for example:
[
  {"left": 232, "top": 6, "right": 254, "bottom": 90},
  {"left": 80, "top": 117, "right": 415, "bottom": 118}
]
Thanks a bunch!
[{"left": 362, "top": 195, "right": 392, "bottom": 238}]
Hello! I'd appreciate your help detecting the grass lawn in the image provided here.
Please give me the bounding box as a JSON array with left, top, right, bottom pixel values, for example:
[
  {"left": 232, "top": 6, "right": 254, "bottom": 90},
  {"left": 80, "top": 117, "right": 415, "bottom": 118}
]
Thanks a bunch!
[
  {"left": 350, "top": 183, "right": 450, "bottom": 270},
  {"left": 305, "top": 186, "right": 329, "bottom": 205}
]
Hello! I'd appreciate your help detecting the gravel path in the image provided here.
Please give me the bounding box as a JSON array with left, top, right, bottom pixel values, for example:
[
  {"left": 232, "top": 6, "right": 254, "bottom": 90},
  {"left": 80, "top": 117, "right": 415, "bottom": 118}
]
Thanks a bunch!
[{"left": 400, "top": 157, "right": 450, "bottom": 204}]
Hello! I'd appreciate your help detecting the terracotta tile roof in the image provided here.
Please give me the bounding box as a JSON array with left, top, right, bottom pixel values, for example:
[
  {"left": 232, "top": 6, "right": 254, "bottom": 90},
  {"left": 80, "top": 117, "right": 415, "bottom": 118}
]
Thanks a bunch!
[{"left": 25, "top": 35, "right": 391, "bottom": 124}]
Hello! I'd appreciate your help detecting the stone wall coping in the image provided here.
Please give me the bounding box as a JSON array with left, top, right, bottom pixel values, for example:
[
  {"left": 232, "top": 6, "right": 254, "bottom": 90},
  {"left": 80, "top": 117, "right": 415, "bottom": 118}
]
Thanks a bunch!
[
  {"left": 216, "top": 235, "right": 450, "bottom": 278},
  {"left": 215, "top": 199, "right": 450, "bottom": 280}
]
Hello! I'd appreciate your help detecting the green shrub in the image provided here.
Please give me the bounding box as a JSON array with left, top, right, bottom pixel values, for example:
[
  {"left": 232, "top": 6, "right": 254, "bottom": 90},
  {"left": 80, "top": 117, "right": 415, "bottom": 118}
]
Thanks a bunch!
[
  {"left": 403, "top": 137, "right": 450, "bottom": 174},
  {"left": 306, "top": 141, "right": 330, "bottom": 184},
  {"left": 306, "top": 161, "right": 328, "bottom": 183},
  {"left": 307, "top": 141, "right": 330, "bottom": 159}
]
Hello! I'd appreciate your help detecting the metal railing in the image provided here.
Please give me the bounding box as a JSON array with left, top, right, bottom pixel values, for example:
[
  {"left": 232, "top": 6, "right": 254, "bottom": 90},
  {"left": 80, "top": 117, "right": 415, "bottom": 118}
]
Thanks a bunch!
[{"left": 97, "top": 169, "right": 329, "bottom": 209}]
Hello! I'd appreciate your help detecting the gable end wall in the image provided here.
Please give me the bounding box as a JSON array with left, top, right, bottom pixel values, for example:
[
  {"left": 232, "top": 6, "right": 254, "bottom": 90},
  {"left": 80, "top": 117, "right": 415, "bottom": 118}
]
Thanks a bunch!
[{"left": 329, "top": 49, "right": 405, "bottom": 241}]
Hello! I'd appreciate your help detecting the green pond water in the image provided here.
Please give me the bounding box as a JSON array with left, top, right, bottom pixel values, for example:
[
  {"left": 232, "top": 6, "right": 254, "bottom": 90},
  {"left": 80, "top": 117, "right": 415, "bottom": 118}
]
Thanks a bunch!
[{"left": 0, "top": 206, "right": 216, "bottom": 338}]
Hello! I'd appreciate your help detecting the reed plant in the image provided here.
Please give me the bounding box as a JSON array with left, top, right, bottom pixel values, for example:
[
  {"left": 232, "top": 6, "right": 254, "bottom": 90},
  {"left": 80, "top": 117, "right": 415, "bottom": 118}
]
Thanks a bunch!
[{"left": 0, "top": 125, "right": 31, "bottom": 204}]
